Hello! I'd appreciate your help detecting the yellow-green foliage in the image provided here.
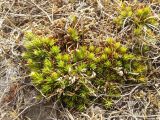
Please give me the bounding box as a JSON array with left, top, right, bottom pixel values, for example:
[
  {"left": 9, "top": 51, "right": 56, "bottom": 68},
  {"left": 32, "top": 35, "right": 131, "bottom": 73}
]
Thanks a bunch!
[
  {"left": 67, "top": 27, "right": 79, "bottom": 41},
  {"left": 114, "top": 3, "right": 158, "bottom": 35},
  {"left": 23, "top": 32, "right": 148, "bottom": 111}
]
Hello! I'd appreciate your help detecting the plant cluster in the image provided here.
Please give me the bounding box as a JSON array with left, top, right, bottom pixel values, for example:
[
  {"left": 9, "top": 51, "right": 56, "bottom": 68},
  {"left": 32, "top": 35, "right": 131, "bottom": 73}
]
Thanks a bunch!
[
  {"left": 67, "top": 27, "right": 79, "bottom": 42},
  {"left": 23, "top": 32, "right": 148, "bottom": 111},
  {"left": 114, "top": 3, "right": 159, "bottom": 36}
]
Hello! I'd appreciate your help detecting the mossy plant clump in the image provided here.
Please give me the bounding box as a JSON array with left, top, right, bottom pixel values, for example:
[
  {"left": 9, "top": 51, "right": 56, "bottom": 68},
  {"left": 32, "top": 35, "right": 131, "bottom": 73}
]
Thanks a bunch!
[
  {"left": 22, "top": 32, "right": 148, "bottom": 111},
  {"left": 114, "top": 3, "right": 159, "bottom": 36}
]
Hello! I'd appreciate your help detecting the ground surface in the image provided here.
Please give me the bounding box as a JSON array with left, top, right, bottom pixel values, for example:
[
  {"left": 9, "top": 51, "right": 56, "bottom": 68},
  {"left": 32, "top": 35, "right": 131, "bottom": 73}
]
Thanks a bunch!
[{"left": 0, "top": 0, "right": 160, "bottom": 120}]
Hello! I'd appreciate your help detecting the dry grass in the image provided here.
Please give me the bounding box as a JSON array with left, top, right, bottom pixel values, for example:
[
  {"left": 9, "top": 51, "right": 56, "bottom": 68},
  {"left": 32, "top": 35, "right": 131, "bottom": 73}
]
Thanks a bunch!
[{"left": 0, "top": 0, "right": 160, "bottom": 120}]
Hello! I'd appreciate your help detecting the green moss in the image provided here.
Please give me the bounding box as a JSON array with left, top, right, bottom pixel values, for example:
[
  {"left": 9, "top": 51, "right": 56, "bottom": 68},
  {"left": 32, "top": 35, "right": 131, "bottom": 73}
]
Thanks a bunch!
[
  {"left": 23, "top": 32, "right": 148, "bottom": 111},
  {"left": 67, "top": 27, "right": 79, "bottom": 42},
  {"left": 114, "top": 3, "right": 159, "bottom": 36}
]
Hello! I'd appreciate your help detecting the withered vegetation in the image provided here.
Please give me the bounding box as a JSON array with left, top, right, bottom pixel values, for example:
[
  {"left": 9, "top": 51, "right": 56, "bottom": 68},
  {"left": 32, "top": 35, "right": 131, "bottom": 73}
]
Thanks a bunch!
[{"left": 0, "top": 0, "right": 160, "bottom": 120}]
